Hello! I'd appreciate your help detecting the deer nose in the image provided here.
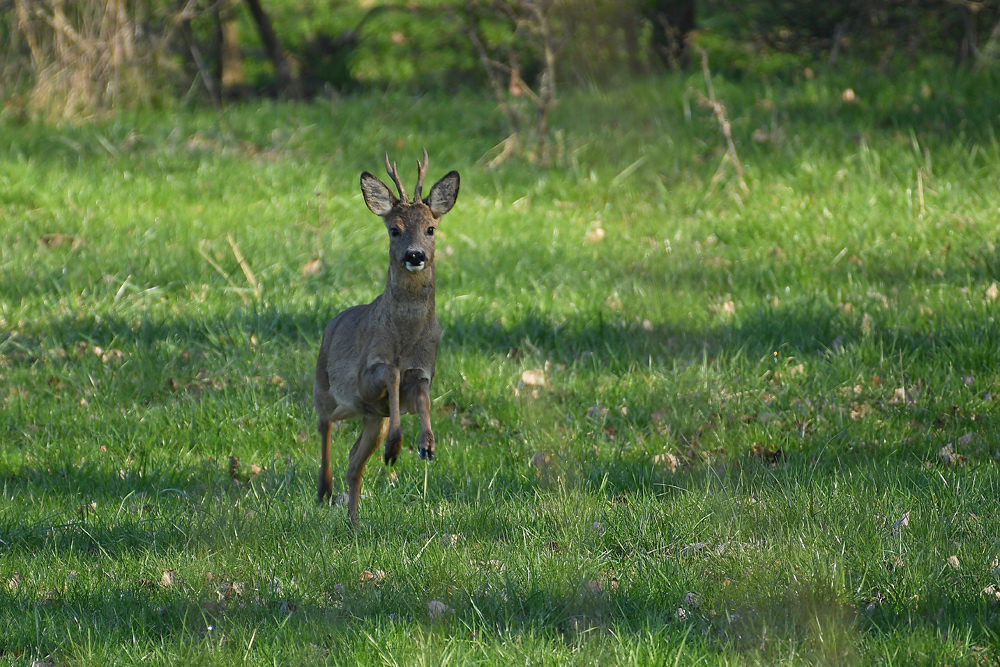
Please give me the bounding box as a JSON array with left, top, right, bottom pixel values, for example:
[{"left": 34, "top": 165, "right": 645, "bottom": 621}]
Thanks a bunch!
[{"left": 404, "top": 250, "right": 426, "bottom": 266}]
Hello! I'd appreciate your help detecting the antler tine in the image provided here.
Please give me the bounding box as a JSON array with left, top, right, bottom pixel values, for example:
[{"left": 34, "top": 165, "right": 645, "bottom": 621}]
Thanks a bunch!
[
  {"left": 413, "top": 147, "right": 429, "bottom": 202},
  {"left": 384, "top": 152, "right": 407, "bottom": 201}
]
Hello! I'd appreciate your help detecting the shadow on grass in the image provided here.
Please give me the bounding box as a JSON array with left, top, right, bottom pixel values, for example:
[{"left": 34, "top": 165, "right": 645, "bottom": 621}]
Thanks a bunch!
[
  {"left": 0, "top": 495, "right": 995, "bottom": 663},
  {"left": 2, "top": 279, "right": 998, "bottom": 658},
  {"left": 1, "top": 434, "right": 997, "bottom": 662}
]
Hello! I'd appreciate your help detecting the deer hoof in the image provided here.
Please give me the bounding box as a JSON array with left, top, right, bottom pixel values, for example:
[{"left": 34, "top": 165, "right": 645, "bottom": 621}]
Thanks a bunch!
[
  {"left": 384, "top": 451, "right": 398, "bottom": 466},
  {"left": 419, "top": 447, "right": 434, "bottom": 462},
  {"left": 385, "top": 428, "right": 403, "bottom": 463},
  {"left": 317, "top": 477, "right": 333, "bottom": 502}
]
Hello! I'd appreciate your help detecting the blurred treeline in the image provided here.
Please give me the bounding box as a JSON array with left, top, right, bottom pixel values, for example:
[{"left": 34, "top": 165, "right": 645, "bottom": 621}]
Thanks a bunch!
[{"left": 2, "top": 0, "right": 999, "bottom": 121}]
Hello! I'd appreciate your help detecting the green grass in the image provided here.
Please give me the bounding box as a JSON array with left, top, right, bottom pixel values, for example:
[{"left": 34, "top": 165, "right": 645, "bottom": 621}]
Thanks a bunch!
[{"left": 1, "top": 60, "right": 999, "bottom": 665}]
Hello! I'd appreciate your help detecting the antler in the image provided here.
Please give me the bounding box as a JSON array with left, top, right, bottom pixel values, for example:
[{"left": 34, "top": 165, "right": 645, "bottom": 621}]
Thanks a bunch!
[
  {"left": 384, "top": 153, "right": 408, "bottom": 202},
  {"left": 413, "top": 148, "right": 429, "bottom": 203}
]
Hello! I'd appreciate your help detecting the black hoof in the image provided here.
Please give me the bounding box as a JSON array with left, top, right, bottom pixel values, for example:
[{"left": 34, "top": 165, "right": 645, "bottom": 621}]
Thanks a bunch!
[
  {"left": 384, "top": 452, "right": 398, "bottom": 466},
  {"left": 419, "top": 447, "right": 434, "bottom": 462}
]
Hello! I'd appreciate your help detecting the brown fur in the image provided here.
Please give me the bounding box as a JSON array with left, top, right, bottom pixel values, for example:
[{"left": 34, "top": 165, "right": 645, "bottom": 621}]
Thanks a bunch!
[{"left": 314, "top": 152, "right": 459, "bottom": 525}]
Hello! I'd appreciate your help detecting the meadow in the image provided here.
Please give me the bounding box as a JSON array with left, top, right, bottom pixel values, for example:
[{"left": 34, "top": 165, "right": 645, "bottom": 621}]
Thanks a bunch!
[{"left": 1, "top": 58, "right": 999, "bottom": 664}]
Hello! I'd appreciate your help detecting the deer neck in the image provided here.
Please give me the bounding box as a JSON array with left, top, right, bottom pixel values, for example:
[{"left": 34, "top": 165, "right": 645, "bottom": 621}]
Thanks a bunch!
[{"left": 383, "top": 264, "right": 436, "bottom": 320}]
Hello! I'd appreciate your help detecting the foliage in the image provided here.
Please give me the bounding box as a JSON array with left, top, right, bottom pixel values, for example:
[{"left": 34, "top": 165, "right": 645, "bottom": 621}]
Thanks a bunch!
[
  {"left": 2, "top": 58, "right": 1000, "bottom": 663},
  {"left": 6, "top": 0, "right": 1000, "bottom": 123},
  {"left": 703, "top": 0, "right": 1000, "bottom": 65}
]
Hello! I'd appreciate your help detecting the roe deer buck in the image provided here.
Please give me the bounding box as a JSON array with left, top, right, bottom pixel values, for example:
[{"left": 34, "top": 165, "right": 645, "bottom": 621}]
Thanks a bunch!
[{"left": 314, "top": 150, "right": 460, "bottom": 525}]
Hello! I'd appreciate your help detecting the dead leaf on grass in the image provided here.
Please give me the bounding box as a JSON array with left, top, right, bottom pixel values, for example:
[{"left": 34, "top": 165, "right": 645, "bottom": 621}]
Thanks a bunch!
[
  {"left": 217, "top": 580, "right": 245, "bottom": 599},
  {"left": 986, "top": 282, "right": 999, "bottom": 302},
  {"left": 475, "top": 559, "right": 504, "bottom": 572},
  {"left": 301, "top": 257, "right": 323, "bottom": 276},
  {"left": 939, "top": 443, "right": 968, "bottom": 467},
  {"left": 850, "top": 402, "right": 871, "bottom": 420},
  {"left": 946, "top": 555, "right": 961, "bottom": 570},
  {"left": 890, "top": 511, "right": 910, "bottom": 538},
  {"left": 652, "top": 452, "right": 679, "bottom": 473},
  {"left": 584, "top": 224, "right": 605, "bottom": 244},
  {"left": 709, "top": 300, "right": 736, "bottom": 317},
  {"left": 889, "top": 387, "right": 917, "bottom": 404},
  {"left": 161, "top": 569, "right": 177, "bottom": 588},
  {"left": 427, "top": 599, "right": 450, "bottom": 620},
  {"left": 680, "top": 542, "right": 707, "bottom": 556},
  {"left": 587, "top": 404, "right": 608, "bottom": 419},
  {"left": 521, "top": 369, "right": 545, "bottom": 386},
  {"left": 39, "top": 233, "right": 83, "bottom": 250},
  {"left": 440, "top": 534, "right": 463, "bottom": 548},
  {"left": 752, "top": 443, "right": 783, "bottom": 466},
  {"left": 531, "top": 452, "right": 552, "bottom": 469},
  {"left": 359, "top": 569, "right": 386, "bottom": 585}
]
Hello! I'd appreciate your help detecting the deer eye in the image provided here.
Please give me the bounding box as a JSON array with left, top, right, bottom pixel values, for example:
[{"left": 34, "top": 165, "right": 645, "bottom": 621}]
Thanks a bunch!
[
  {"left": 389, "top": 228, "right": 401, "bottom": 238},
  {"left": 426, "top": 226, "right": 435, "bottom": 236}
]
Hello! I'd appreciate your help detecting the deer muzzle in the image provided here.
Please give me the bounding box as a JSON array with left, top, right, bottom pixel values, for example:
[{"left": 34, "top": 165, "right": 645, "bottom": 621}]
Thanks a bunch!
[{"left": 403, "top": 250, "right": 427, "bottom": 272}]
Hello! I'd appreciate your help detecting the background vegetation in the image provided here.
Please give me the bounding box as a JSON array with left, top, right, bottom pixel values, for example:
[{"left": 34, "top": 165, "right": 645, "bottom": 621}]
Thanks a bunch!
[{"left": 1, "top": 1, "right": 1000, "bottom": 665}]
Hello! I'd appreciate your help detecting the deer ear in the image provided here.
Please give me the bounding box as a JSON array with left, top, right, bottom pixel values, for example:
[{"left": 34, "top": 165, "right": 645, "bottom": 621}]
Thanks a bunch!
[
  {"left": 360, "top": 172, "right": 396, "bottom": 216},
  {"left": 426, "top": 171, "right": 459, "bottom": 217}
]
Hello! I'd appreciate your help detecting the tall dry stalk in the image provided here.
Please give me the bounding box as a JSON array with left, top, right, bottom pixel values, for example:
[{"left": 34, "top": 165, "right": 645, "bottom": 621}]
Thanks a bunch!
[{"left": 7, "top": 0, "right": 177, "bottom": 120}]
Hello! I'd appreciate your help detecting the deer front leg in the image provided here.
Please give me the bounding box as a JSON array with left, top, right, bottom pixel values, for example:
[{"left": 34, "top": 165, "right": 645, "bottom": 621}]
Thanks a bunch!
[
  {"left": 345, "top": 415, "right": 389, "bottom": 526},
  {"left": 360, "top": 363, "right": 403, "bottom": 465},
  {"left": 317, "top": 419, "right": 334, "bottom": 501},
  {"left": 404, "top": 374, "right": 435, "bottom": 461}
]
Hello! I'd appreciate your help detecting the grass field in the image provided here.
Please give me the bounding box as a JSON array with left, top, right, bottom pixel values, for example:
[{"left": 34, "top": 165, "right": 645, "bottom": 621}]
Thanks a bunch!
[{"left": 1, "top": 58, "right": 999, "bottom": 665}]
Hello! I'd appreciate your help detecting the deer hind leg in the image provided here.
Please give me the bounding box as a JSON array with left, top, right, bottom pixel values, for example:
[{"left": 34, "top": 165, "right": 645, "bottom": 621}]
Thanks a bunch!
[
  {"left": 345, "top": 415, "right": 389, "bottom": 526},
  {"left": 360, "top": 363, "right": 403, "bottom": 465},
  {"left": 317, "top": 419, "right": 334, "bottom": 501},
  {"left": 404, "top": 375, "right": 435, "bottom": 461}
]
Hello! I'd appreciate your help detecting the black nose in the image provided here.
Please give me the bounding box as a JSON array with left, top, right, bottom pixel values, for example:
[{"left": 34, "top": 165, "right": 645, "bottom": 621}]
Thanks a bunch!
[{"left": 404, "top": 250, "right": 426, "bottom": 265}]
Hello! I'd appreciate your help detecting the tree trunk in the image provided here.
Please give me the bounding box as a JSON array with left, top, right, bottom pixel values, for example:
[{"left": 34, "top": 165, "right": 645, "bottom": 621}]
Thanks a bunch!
[
  {"left": 216, "top": 0, "right": 244, "bottom": 95},
  {"left": 244, "top": 0, "right": 300, "bottom": 98},
  {"left": 647, "top": 0, "right": 695, "bottom": 71}
]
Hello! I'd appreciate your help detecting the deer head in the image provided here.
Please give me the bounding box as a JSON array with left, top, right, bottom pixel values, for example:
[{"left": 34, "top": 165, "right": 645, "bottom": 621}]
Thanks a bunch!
[{"left": 360, "top": 149, "right": 460, "bottom": 277}]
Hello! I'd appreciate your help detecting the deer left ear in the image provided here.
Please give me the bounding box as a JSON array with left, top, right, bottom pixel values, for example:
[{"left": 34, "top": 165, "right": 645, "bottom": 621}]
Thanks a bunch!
[
  {"left": 360, "top": 172, "right": 397, "bottom": 217},
  {"left": 425, "top": 171, "right": 460, "bottom": 217}
]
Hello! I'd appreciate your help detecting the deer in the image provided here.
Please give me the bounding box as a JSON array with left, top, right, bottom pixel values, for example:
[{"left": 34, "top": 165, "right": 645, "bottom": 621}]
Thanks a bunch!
[{"left": 314, "top": 150, "right": 460, "bottom": 526}]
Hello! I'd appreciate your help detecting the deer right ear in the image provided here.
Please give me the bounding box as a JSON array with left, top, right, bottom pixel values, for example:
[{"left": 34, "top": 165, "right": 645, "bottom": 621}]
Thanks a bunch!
[
  {"left": 426, "top": 171, "right": 460, "bottom": 217},
  {"left": 360, "top": 172, "right": 397, "bottom": 216}
]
